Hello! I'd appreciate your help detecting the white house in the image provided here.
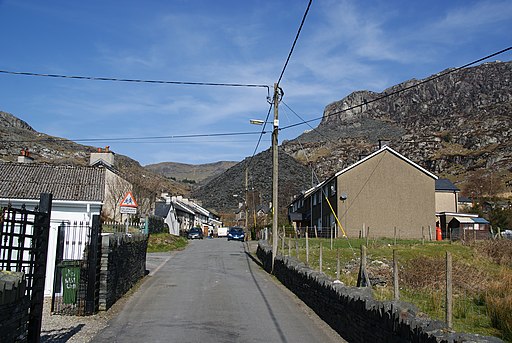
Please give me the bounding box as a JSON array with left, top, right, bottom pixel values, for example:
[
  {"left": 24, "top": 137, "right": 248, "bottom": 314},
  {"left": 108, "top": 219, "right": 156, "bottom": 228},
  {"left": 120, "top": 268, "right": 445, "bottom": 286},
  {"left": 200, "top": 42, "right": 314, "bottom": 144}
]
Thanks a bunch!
[{"left": 0, "top": 149, "right": 131, "bottom": 296}]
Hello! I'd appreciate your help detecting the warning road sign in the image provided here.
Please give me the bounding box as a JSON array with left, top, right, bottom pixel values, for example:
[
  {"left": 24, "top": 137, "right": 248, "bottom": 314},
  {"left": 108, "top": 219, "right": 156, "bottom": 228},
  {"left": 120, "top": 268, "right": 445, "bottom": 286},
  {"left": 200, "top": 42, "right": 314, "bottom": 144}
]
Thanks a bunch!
[{"left": 120, "top": 192, "right": 138, "bottom": 208}]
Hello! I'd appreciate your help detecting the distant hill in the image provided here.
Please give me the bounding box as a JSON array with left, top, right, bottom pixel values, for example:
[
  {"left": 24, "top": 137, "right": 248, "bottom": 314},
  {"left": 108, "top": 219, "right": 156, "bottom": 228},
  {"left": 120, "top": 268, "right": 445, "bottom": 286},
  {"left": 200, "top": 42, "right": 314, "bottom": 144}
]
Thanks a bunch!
[
  {"left": 0, "top": 111, "right": 190, "bottom": 201},
  {"left": 145, "top": 161, "right": 238, "bottom": 186},
  {"left": 191, "top": 148, "right": 312, "bottom": 217}
]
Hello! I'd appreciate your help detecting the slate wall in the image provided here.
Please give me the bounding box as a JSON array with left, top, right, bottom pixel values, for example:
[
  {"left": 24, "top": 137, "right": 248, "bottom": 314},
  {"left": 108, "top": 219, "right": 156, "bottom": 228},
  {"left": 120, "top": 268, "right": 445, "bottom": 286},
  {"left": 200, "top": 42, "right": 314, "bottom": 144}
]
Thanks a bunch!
[
  {"left": 99, "top": 233, "right": 148, "bottom": 311},
  {"left": 256, "top": 241, "right": 502, "bottom": 343},
  {"left": 0, "top": 271, "right": 29, "bottom": 342}
]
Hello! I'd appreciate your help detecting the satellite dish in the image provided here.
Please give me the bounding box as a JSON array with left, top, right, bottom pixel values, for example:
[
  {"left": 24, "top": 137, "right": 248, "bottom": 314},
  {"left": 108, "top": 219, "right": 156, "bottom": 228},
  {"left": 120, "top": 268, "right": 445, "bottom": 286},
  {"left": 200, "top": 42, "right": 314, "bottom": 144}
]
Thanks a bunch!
[{"left": 340, "top": 192, "right": 348, "bottom": 201}]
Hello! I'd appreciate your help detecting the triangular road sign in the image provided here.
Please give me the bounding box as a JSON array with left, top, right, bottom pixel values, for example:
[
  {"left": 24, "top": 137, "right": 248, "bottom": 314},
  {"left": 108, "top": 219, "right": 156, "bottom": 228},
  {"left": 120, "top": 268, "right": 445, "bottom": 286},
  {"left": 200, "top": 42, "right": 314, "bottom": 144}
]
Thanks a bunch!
[{"left": 120, "top": 192, "right": 138, "bottom": 208}]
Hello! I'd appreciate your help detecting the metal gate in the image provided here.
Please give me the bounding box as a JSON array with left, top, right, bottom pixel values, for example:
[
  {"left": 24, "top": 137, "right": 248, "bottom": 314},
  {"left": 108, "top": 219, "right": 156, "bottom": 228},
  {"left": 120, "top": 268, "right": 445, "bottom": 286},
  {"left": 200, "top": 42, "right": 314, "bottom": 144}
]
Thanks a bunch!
[
  {"left": 0, "top": 193, "right": 53, "bottom": 343},
  {"left": 51, "top": 215, "right": 101, "bottom": 316}
]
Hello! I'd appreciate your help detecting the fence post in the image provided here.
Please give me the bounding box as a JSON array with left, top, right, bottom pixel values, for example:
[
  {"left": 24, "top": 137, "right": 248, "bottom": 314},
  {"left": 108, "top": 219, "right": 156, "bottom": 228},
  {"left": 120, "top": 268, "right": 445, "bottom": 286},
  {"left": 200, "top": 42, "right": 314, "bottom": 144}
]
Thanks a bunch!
[
  {"left": 51, "top": 223, "right": 66, "bottom": 313},
  {"left": 365, "top": 227, "right": 369, "bottom": 247},
  {"left": 306, "top": 227, "right": 309, "bottom": 265},
  {"left": 28, "top": 193, "right": 53, "bottom": 343},
  {"left": 394, "top": 227, "right": 397, "bottom": 245},
  {"left": 295, "top": 238, "right": 299, "bottom": 259},
  {"left": 319, "top": 242, "right": 323, "bottom": 273},
  {"left": 357, "top": 245, "right": 371, "bottom": 287},
  {"left": 281, "top": 231, "right": 285, "bottom": 254},
  {"left": 288, "top": 236, "right": 291, "bottom": 256},
  {"left": 314, "top": 225, "right": 318, "bottom": 238},
  {"left": 393, "top": 249, "right": 399, "bottom": 300},
  {"left": 428, "top": 225, "right": 433, "bottom": 241},
  {"left": 446, "top": 251, "right": 453, "bottom": 329},
  {"left": 422, "top": 226, "right": 425, "bottom": 245},
  {"left": 330, "top": 227, "right": 333, "bottom": 250},
  {"left": 336, "top": 248, "right": 340, "bottom": 280},
  {"left": 85, "top": 215, "right": 101, "bottom": 315}
]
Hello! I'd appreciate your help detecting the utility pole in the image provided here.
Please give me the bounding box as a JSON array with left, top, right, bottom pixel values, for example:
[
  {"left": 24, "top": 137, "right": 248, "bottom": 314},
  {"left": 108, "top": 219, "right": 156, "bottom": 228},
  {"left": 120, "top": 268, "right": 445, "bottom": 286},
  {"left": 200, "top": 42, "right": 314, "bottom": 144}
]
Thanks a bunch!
[
  {"left": 245, "top": 168, "right": 249, "bottom": 238},
  {"left": 272, "top": 83, "right": 279, "bottom": 271}
]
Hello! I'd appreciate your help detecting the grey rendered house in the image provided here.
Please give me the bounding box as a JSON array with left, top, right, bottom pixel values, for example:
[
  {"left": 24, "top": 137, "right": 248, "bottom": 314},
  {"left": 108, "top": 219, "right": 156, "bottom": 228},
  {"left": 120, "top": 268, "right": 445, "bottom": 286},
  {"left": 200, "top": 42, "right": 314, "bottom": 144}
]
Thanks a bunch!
[{"left": 290, "top": 145, "right": 438, "bottom": 239}]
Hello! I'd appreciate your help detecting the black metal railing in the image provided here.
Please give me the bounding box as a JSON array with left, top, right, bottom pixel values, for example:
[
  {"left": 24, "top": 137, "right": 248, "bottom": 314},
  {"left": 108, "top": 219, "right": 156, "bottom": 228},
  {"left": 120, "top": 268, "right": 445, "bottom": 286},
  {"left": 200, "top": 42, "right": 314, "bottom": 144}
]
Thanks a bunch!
[{"left": 0, "top": 193, "right": 53, "bottom": 343}]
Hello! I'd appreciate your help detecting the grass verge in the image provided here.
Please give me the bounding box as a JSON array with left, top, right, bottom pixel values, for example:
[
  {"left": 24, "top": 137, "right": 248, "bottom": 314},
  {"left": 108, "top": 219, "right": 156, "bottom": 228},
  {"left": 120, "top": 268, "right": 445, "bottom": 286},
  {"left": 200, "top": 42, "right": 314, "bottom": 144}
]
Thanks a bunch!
[{"left": 147, "top": 233, "right": 187, "bottom": 253}]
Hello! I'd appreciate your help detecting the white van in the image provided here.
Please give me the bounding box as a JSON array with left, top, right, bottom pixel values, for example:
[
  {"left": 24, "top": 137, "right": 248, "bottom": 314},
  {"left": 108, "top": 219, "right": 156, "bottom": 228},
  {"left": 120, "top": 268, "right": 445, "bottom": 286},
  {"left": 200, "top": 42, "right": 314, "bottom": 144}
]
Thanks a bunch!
[{"left": 217, "top": 227, "right": 228, "bottom": 237}]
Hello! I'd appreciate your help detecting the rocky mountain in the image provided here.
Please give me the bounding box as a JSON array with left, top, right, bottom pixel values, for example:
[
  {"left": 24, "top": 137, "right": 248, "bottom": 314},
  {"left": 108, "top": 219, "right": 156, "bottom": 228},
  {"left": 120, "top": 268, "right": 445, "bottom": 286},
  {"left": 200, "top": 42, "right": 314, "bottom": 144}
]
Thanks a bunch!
[
  {"left": 0, "top": 111, "right": 190, "bottom": 200},
  {"left": 145, "top": 160, "right": 237, "bottom": 186},
  {"left": 283, "top": 60, "right": 512, "bottom": 196},
  {"left": 191, "top": 148, "right": 312, "bottom": 216}
]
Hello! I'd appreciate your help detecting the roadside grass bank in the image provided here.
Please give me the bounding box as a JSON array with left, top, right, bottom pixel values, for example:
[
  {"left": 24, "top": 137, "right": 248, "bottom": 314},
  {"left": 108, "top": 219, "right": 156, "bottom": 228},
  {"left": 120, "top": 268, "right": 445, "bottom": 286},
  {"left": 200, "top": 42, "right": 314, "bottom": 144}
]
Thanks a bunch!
[
  {"left": 279, "top": 237, "right": 511, "bottom": 341},
  {"left": 147, "top": 233, "right": 188, "bottom": 253}
]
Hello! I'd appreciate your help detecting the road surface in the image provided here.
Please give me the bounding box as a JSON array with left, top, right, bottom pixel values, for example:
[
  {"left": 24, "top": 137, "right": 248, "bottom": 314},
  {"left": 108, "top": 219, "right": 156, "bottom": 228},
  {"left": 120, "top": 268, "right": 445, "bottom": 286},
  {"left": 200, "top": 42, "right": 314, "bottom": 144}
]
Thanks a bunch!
[{"left": 91, "top": 238, "right": 346, "bottom": 343}]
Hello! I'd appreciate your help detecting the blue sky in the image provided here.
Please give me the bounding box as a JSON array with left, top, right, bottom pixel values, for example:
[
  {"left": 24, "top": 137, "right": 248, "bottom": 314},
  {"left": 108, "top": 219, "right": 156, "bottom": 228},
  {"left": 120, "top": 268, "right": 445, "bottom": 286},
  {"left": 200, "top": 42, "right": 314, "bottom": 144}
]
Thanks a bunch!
[{"left": 1, "top": 0, "right": 511, "bottom": 166}]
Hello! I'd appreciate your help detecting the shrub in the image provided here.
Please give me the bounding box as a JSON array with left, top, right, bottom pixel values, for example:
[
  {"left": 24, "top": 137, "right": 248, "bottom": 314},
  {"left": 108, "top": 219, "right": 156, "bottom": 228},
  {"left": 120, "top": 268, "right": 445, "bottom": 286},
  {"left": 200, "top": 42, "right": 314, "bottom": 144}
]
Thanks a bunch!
[{"left": 147, "top": 215, "right": 166, "bottom": 234}]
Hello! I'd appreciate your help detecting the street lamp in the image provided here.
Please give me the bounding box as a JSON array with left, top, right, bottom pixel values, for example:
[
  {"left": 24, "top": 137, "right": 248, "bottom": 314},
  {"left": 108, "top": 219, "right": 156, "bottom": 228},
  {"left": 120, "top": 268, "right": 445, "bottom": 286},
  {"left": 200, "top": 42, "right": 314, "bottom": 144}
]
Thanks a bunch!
[{"left": 250, "top": 83, "right": 280, "bottom": 271}]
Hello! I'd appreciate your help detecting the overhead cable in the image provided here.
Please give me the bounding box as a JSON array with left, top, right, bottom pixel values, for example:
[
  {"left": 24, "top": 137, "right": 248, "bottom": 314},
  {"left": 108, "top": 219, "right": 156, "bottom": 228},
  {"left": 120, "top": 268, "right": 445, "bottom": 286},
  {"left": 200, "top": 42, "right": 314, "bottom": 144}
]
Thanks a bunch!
[
  {"left": 0, "top": 69, "right": 270, "bottom": 93},
  {"left": 276, "top": 0, "right": 313, "bottom": 86},
  {"left": 0, "top": 130, "right": 268, "bottom": 144}
]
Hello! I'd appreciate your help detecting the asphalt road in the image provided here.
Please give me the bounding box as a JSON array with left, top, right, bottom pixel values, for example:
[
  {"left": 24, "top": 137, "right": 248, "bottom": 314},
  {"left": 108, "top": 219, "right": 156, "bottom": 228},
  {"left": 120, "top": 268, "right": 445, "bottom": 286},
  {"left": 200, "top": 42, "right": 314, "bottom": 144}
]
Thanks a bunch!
[{"left": 91, "top": 238, "right": 346, "bottom": 343}]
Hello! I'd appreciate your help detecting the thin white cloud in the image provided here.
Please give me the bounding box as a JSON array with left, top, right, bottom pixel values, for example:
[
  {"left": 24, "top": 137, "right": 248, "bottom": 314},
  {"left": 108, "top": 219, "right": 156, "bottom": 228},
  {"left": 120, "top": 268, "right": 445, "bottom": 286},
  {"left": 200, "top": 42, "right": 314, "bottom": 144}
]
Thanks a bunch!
[{"left": 433, "top": 1, "right": 512, "bottom": 33}]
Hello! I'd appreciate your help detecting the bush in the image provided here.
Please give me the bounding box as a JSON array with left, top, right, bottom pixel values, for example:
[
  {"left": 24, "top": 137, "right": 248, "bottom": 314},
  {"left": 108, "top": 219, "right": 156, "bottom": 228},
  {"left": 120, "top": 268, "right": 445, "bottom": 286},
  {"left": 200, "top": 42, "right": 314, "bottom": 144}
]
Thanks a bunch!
[{"left": 147, "top": 215, "right": 166, "bottom": 234}]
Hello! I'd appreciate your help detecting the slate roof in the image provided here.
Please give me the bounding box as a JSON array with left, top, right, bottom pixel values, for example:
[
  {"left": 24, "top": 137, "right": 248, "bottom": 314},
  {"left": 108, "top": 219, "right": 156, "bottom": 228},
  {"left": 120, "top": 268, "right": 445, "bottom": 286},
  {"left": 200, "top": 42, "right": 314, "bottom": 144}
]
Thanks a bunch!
[
  {"left": 154, "top": 202, "right": 171, "bottom": 218},
  {"left": 0, "top": 162, "right": 106, "bottom": 202},
  {"left": 435, "top": 178, "right": 460, "bottom": 192},
  {"left": 173, "top": 200, "right": 195, "bottom": 215}
]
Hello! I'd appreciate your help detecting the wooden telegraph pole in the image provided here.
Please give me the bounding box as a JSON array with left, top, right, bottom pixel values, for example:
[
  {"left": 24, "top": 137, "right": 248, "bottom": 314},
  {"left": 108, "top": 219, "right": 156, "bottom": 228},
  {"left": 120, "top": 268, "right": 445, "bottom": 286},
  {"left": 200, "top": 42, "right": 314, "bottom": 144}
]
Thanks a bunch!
[
  {"left": 245, "top": 168, "right": 249, "bottom": 236},
  {"left": 271, "top": 83, "right": 279, "bottom": 272}
]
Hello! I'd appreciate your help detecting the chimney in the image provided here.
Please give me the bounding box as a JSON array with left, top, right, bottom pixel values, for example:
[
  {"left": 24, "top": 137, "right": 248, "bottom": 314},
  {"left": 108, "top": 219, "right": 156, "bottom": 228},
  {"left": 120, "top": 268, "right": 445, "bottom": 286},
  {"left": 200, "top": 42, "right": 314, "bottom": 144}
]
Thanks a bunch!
[
  {"left": 378, "top": 139, "right": 390, "bottom": 149},
  {"left": 90, "top": 146, "right": 115, "bottom": 167},
  {"left": 18, "top": 148, "right": 34, "bottom": 163}
]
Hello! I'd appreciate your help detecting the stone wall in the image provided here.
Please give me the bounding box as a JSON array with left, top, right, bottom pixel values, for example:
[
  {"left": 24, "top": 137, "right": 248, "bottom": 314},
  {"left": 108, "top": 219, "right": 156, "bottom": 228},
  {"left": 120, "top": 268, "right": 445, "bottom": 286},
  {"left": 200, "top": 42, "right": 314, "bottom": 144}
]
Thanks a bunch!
[
  {"left": 0, "top": 271, "right": 29, "bottom": 342},
  {"left": 256, "top": 241, "right": 502, "bottom": 343},
  {"left": 99, "top": 233, "right": 148, "bottom": 311}
]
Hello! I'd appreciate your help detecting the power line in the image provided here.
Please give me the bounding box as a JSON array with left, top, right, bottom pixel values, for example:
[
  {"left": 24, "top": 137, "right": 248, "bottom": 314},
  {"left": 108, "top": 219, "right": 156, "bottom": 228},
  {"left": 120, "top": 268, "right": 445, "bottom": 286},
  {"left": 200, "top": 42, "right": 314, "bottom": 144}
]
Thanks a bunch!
[
  {"left": 276, "top": 0, "right": 313, "bottom": 86},
  {"left": 0, "top": 130, "right": 269, "bottom": 144},
  {"left": 279, "top": 46, "right": 512, "bottom": 131},
  {"left": 0, "top": 69, "right": 270, "bottom": 92},
  {"left": 282, "top": 101, "right": 337, "bottom": 144}
]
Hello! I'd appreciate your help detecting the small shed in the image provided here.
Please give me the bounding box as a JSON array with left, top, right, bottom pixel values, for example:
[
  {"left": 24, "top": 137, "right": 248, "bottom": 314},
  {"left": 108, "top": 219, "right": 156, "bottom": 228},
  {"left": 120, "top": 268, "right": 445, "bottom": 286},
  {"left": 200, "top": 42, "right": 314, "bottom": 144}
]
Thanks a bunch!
[{"left": 446, "top": 215, "right": 490, "bottom": 240}]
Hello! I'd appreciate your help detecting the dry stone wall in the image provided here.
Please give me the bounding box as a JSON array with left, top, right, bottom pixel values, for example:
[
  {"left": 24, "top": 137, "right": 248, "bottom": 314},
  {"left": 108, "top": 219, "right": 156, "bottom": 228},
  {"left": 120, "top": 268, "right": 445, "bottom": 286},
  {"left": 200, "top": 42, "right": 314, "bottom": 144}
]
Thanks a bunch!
[
  {"left": 256, "top": 241, "right": 502, "bottom": 343},
  {"left": 99, "top": 233, "right": 148, "bottom": 311}
]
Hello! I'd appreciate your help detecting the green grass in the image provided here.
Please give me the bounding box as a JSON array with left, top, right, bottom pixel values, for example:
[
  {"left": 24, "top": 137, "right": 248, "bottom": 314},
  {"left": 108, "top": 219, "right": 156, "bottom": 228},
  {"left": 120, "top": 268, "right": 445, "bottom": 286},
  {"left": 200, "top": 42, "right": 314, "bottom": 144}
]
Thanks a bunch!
[
  {"left": 276, "top": 237, "right": 510, "bottom": 340},
  {"left": 147, "top": 233, "right": 188, "bottom": 253}
]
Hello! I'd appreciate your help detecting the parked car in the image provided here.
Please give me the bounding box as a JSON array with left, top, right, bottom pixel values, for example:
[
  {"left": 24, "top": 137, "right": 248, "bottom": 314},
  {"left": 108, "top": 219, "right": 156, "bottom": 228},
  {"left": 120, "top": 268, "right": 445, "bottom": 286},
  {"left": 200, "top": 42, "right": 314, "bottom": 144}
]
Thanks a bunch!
[
  {"left": 227, "top": 227, "right": 245, "bottom": 241},
  {"left": 187, "top": 227, "right": 203, "bottom": 240}
]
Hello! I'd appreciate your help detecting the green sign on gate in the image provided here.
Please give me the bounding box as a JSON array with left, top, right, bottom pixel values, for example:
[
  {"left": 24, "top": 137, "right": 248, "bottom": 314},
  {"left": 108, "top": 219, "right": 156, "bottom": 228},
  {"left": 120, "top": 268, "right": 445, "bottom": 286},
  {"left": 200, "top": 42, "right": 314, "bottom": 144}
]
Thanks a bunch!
[{"left": 61, "top": 260, "right": 81, "bottom": 304}]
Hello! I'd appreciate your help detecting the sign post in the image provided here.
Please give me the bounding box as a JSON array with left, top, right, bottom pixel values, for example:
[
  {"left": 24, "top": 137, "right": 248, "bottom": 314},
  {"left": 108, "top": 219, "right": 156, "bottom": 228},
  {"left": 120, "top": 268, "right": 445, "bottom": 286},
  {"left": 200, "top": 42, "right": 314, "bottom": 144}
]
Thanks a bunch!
[{"left": 120, "top": 192, "right": 138, "bottom": 233}]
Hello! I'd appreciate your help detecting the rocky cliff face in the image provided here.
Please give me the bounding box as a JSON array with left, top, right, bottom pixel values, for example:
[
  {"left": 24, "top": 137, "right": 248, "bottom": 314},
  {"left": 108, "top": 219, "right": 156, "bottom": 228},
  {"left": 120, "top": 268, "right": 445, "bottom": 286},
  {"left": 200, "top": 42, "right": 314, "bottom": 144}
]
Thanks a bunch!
[{"left": 283, "top": 61, "right": 512, "bottom": 193}]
